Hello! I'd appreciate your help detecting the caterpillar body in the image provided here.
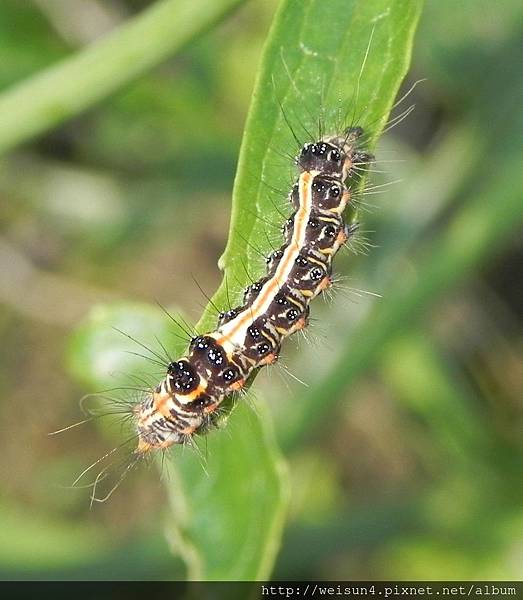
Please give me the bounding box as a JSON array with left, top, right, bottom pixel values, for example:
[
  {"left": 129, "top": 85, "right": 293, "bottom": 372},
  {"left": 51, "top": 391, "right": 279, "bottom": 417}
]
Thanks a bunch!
[{"left": 135, "top": 127, "right": 373, "bottom": 454}]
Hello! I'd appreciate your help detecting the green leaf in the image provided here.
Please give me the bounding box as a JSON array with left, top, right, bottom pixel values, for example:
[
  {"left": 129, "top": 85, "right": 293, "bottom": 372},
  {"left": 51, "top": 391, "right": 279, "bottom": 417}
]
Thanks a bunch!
[
  {"left": 185, "top": 0, "right": 422, "bottom": 577},
  {"left": 165, "top": 401, "right": 288, "bottom": 580},
  {"left": 197, "top": 0, "right": 424, "bottom": 332},
  {"left": 0, "top": 0, "right": 246, "bottom": 155}
]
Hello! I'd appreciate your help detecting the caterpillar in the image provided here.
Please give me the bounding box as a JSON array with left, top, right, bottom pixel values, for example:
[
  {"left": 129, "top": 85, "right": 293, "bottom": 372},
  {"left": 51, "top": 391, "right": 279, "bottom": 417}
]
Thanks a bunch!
[{"left": 134, "top": 127, "right": 373, "bottom": 454}]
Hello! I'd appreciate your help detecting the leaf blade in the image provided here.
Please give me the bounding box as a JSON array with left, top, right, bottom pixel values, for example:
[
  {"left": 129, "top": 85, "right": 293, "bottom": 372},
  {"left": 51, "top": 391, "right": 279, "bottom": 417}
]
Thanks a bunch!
[
  {"left": 166, "top": 401, "right": 289, "bottom": 580},
  {"left": 198, "top": 0, "right": 424, "bottom": 332}
]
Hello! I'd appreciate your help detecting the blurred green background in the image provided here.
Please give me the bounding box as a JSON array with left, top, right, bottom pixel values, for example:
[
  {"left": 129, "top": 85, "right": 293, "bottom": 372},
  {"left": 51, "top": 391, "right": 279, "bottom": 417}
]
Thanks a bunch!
[{"left": 0, "top": 0, "right": 522, "bottom": 581}]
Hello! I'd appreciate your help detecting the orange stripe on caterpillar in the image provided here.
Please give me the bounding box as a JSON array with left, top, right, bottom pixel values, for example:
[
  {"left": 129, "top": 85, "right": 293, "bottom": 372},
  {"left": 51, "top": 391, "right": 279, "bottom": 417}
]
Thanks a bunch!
[{"left": 216, "top": 169, "right": 316, "bottom": 347}]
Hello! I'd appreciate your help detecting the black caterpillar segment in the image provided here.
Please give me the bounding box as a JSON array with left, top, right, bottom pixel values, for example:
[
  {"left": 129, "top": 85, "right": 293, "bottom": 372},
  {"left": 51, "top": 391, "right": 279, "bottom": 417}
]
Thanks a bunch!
[{"left": 135, "top": 128, "right": 373, "bottom": 453}]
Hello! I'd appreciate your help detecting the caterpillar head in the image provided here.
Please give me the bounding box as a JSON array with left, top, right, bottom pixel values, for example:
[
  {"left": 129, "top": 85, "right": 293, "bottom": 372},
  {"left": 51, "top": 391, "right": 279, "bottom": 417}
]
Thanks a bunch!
[{"left": 297, "top": 126, "right": 373, "bottom": 180}]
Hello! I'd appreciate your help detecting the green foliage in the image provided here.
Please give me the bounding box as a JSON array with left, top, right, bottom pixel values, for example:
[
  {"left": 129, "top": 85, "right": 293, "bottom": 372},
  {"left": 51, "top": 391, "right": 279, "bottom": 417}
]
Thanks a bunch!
[
  {"left": 1, "top": 0, "right": 521, "bottom": 585},
  {"left": 61, "top": 0, "right": 422, "bottom": 580}
]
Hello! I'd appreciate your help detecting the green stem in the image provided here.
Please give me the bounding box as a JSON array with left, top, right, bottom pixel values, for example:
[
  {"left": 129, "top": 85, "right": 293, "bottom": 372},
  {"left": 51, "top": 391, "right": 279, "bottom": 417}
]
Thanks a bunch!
[
  {"left": 0, "top": 0, "right": 245, "bottom": 155},
  {"left": 381, "top": 332, "right": 490, "bottom": 460}
]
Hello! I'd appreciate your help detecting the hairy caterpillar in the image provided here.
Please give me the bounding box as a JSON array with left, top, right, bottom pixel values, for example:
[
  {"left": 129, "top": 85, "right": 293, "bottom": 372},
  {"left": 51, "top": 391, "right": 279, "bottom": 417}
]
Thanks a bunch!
[
  {"left": 57, "top": 23, "right": 422, "bottom": 500},
  {"left": 134, "top": 128, "right": 372, "bottom": 453}
]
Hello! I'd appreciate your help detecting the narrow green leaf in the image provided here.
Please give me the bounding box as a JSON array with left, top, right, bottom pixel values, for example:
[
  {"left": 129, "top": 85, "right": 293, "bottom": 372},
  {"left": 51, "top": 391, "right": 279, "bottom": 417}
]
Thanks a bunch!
[
  {"left": 182, "top": 0, "right": 423, "bottom": 578},
  {"left": 183, "top": 0, "right": 422, "bottom": 576},
  {"left": 197, "top": 0, "right": 423, "bottom": 332},
  {"left": 165, "top": 401, "right": 288, "bottom": 580},
  {"left": 0, "top": 0, "right": 246, "bottom": 155}
]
